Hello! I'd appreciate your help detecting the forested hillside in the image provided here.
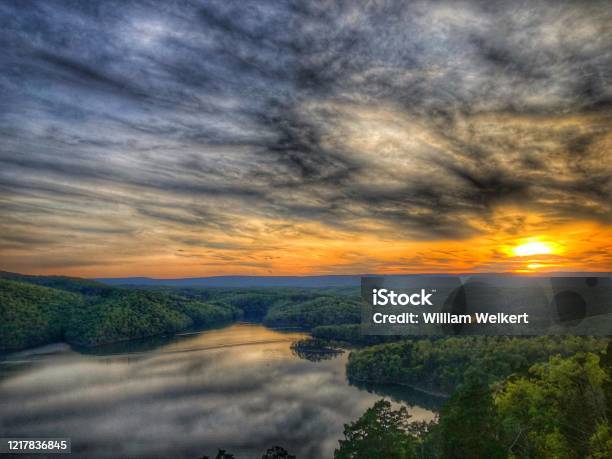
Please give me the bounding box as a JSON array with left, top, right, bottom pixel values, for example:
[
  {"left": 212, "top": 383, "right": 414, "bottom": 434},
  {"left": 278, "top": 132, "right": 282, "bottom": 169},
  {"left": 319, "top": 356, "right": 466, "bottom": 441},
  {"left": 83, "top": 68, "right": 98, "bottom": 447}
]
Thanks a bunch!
[
  {"left": 0, "top": 279, "right": 81, "bottom": 350},
  {"left": 122, "top": 286, "right": 357, "bottom": 323},
  {"left": 263, "top": 296, "right": 361, "bottom": 328},
  {"left": 346, "top": 335, "right": 607, "bottom": 394},
  {"left": 0, "top": 272, "right": 362, "bottom": 351},
  {"left": 0, "top": 272, "right": 240, "bottom": 351},
  {"left": 336, "top": 351, "right": 611, "bottom": 458},
  {"left": 0, "top": 271, "right": 113, "bottom": 295}
]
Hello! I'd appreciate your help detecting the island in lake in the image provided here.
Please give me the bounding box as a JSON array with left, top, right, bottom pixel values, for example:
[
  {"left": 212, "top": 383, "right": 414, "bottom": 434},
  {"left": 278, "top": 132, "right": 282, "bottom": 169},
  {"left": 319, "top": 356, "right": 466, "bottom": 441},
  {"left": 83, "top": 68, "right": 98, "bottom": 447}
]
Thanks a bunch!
[{"left": 1, "top": 271, "right": 610, "bottom": 458}]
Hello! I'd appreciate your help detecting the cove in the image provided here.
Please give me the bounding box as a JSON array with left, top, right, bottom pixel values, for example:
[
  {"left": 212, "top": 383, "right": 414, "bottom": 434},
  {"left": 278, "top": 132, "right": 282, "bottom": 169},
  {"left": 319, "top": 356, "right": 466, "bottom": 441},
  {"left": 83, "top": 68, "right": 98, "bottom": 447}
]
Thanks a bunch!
[{"left": 0, "top": 323, "right": 442, "bottom": 458}]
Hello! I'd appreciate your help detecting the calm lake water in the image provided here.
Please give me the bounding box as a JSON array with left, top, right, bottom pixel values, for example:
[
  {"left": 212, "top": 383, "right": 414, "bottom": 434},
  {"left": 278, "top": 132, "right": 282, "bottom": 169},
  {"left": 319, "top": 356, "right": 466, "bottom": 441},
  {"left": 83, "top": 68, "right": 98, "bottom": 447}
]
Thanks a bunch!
[{"left": 0, "top": 323, "right": 440, "bottom": 458}]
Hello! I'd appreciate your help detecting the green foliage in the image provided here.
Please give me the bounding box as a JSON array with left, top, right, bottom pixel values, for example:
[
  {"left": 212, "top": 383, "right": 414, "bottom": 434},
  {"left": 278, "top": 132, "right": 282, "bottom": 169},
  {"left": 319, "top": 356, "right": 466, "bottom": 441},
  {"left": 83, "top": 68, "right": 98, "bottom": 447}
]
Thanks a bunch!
[
  {"left": 0, "top": 276, "right": 238, "bottom": 351},
  {"left": 344, "top": 352, "right": 611, "bottom": 459},
  {"left": 218, "top": 292, "right": 289, "bottom": 320},
  {"left": 495, "top": 353, "right": 609, "bottom": 459},
  {"left": 347, "top": 336, "right": 607, "bottom": 393},
  {"left": 588, "top": 423, "right": 612, "bottom": 459},
  {"left": 138, "top": 287, "right": 345, "bottom": 322},
  {"left": 290, "top": 338, "right": 344, "bottom": 362},
  {"left": 166, "top": 295, "right": 241, "bottom": 325},
  {"left": 429, "top": 370, "right": 505, "bottom": 459},
  {"left": 263, "top": 296, "right": 361, "bottom": 329},
  {"left": 0, "top": 272, "right": 364, "bottom": 350},
  {"left": 63, "top": 291, "right": 195, "bottom": 347},
  {"left": 335, "top": 399, "right": 419, "bottom": 459},
  {"left": 0, "top": 270, "right": 113, "bottom": 296},
  {"left": 211, "top": 290, "right": 353, "bottom": 324},
  {"left": 601, "top": 341, "right": 612, "bottom": 421},
  {"left": 0, "top": 279, "right": 82, "bottom": 350}
]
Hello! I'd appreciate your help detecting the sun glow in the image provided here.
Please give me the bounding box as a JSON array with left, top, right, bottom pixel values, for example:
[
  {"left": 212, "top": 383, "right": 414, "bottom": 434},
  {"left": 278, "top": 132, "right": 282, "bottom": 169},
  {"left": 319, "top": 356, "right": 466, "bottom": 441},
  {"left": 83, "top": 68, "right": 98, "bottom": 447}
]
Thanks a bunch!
[{"left": 512, "top": 241, "right": 554, "bottom": 257}]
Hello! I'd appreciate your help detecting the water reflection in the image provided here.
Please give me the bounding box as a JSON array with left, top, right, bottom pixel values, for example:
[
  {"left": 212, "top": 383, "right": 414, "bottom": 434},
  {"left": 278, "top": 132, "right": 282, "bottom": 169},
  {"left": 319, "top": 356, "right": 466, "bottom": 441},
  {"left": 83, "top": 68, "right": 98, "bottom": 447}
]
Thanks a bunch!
[
  {"left": 349, "top": 380, "right": 446, "bottom": 413},
  {"left": 0, "top": 324, "right": 438, "bottom": 458}
]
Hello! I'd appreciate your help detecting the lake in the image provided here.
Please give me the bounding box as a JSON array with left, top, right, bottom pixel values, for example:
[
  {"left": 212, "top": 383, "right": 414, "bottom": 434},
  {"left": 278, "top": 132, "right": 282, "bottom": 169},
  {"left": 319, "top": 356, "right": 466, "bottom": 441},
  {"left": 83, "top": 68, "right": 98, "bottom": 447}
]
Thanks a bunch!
[{"left": 0, "top": 323, "right": 440, "bottom": 458}]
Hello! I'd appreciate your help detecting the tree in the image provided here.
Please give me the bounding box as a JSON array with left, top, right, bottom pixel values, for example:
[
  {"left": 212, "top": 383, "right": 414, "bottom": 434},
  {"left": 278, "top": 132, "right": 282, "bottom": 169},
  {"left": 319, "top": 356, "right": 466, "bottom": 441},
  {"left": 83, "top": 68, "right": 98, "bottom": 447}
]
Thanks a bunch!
[
  {"left": 334, "top": 399, "right": 418, "bottom": 459},
  {"left": 261, "top": 446, "right": 296, "bottom": 458},
  {"left": 432, "top": 370, "right": 505, "bottom": 459},
  {"left": 496, "top": 353, "right": 608, "bottom": 458}
]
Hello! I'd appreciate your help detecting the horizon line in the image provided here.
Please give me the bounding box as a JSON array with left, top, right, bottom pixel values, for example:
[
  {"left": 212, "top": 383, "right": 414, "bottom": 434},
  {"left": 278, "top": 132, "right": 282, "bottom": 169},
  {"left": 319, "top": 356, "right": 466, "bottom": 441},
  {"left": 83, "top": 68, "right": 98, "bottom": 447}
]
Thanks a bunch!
[{"left": 3, "top": 269, "right": 611, "bottom": 281}]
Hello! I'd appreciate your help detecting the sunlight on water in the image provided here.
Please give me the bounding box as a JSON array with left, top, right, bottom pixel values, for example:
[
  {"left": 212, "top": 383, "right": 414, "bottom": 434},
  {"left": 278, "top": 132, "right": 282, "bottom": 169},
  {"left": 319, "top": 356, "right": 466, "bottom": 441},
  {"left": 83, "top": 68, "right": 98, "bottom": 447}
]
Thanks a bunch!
[{"left": 0, "top": 324, "right": 438, "bottom": 458}]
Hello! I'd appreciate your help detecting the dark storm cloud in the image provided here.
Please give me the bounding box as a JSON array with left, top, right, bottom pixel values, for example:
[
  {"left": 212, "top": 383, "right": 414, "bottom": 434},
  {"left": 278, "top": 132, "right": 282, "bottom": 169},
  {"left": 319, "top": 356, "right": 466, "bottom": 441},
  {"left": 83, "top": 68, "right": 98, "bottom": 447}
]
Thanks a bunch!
[{"left": 0, "top": 0, "right": 610, "bottom": 261}]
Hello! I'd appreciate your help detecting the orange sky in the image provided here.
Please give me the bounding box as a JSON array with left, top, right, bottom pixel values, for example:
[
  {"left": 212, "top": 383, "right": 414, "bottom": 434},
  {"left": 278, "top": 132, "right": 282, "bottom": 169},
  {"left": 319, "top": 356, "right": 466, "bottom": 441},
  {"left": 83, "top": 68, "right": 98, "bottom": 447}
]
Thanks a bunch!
[
  {"left": 3, "top": 207, "right": 610, "bottom": 278},
  {"left": 2, "top": 109, "right": 611, "bottom": 278},
  {"left": 1, "top": 2, "right": 610, "bottom": 278}
]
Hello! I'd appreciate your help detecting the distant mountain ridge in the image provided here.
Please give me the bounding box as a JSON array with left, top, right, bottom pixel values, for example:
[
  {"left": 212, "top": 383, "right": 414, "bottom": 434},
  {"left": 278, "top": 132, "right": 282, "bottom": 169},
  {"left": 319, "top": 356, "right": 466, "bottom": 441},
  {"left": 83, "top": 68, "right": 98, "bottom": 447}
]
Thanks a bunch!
[
  {"left": 95, "top": 272, "right": 611, "bottom": 288},
  {"left": 97, "top": 275, "right": 365, "bottom": 288}
]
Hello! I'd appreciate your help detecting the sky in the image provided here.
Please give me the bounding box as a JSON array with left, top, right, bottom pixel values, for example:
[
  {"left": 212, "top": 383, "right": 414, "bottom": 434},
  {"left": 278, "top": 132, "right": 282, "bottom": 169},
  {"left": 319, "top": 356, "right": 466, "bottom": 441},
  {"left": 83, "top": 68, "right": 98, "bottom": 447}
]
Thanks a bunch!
[{"left": 0, "top": 0, "right": 610, "bottom": 277}]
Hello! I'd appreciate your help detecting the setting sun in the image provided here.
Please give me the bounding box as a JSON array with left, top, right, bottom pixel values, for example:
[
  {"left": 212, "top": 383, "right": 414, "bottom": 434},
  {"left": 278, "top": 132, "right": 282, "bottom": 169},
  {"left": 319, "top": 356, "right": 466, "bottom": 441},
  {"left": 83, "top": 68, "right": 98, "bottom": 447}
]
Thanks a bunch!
[{"left": 512, "top": 241, "right": 554, "bottom": 257}]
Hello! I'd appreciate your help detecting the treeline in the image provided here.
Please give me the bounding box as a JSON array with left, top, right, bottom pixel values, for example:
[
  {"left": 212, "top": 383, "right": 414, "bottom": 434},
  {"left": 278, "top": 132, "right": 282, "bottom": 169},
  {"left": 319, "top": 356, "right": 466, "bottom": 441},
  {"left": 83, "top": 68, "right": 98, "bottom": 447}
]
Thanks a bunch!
[
  {"left": 0, "top": 279, "right": 80, "bottom": 350},
  {"left": 336, "top": 351, "right": 612, "bottom": 458},
  {"left": 346, "top": 335, "right": 607, "bottom": 394},
  {"left": 263, "top": 296, "right": 361, "bottom": 329},
  {"left": 63, "top": 290, "right": 240, "bottom": 347},
  {"left": 202, "top": 445, "right": 295, "bottom": 458},
  {"left": 138, "top": 287, "right": 325, "bottom": 320},
  {"left": 0, "top": 274, "right": 240, "bottom": 351},
  {"left": 122, "top": 285, "right": 362, "bottom": 328},
  {"left": 0, "top": 272, "right": 363, "bottom": 351}
]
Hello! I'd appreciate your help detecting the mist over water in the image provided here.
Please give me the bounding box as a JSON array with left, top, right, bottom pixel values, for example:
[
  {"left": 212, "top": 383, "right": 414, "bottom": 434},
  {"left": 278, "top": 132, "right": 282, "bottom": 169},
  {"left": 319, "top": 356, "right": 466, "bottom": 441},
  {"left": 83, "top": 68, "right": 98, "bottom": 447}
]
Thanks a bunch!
[{"left": 0, "top": 324, "right": 437, "bottom": 458}]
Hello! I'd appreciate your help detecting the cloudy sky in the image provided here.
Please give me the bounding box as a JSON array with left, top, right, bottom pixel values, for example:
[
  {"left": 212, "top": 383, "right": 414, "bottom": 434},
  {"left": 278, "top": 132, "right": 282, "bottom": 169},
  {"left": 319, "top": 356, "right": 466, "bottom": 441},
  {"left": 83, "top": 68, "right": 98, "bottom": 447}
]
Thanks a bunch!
[{"left": 0, "top": 0, "right": 610, "bottom": 277}]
